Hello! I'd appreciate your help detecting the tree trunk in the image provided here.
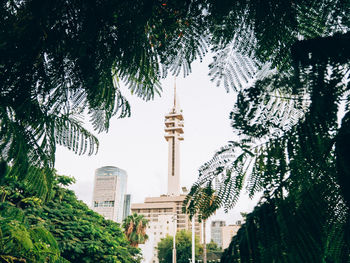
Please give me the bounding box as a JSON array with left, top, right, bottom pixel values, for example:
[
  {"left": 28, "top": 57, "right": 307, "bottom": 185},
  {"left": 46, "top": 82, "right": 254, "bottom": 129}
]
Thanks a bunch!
[{"left": 203, "top": 219, "right": 207, "bottom": 263}]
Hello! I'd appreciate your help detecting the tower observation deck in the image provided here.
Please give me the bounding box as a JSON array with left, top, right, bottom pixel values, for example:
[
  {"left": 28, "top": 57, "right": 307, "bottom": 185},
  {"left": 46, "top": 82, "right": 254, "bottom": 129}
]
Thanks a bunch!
[{"left": 164, "top": 82, "right": 184, "bottom": 196}]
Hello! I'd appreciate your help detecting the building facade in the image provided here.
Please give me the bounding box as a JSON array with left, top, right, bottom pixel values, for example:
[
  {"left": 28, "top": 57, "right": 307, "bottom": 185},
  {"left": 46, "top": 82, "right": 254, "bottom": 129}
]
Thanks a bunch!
[
  {"left": 92, "top": 166, "right": 129, "bottom": 223},
  {"left": 222, "top": 221, "right": 242, "bottom": 249},
  {"left": 123, "top": 194, "right": 131, "bottom": 219},
  {"left": 211, "top": 220, "right": 226, "bottom": 248},
  {"left": 132, "top": 195, "right": 202, "bottom": 263}
]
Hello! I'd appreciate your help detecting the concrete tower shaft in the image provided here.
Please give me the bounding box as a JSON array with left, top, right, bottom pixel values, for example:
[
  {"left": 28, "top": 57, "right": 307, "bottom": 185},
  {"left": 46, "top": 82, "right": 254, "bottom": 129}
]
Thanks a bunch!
[{"left": 164, "top": 82, "right": 184, "bottom": 195}]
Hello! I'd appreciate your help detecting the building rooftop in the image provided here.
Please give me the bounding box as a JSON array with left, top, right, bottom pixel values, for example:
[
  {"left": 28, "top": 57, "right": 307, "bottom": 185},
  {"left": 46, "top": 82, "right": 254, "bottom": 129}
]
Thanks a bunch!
[
  {"left": 144, "top": 195, "right": 186, "bottom": 202},
  {"left": 95, "top": 166, "right": 127, "bottom": 176}
]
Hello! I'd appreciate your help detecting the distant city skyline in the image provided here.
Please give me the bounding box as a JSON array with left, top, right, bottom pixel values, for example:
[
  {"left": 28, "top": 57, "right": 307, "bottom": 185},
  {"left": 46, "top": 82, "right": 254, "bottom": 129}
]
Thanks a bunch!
[{"left": 54, "top": 55, "right": 260, "bottom": 227}]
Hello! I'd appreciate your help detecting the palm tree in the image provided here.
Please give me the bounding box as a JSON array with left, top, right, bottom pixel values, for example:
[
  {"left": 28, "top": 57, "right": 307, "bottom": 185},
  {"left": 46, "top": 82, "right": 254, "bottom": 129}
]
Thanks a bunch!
[
  {"left": 183, "top": 185, "right": 219, "bottom": 263},
  {"left": 122, "top": 213, "right": 149, "bottom": 248}
]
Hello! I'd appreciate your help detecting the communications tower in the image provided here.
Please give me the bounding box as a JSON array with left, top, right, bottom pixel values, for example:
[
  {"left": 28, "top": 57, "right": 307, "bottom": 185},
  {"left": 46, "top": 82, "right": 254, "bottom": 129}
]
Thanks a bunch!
[{"left": 164, "top": 83, "right": 184, "bottom": 196}]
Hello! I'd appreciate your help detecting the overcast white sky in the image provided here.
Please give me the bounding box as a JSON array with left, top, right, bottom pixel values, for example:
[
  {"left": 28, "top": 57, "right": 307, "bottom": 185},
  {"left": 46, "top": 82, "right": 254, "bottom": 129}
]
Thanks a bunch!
[{"left": 55, "top": 55, "right": 259, "bottom": 227}]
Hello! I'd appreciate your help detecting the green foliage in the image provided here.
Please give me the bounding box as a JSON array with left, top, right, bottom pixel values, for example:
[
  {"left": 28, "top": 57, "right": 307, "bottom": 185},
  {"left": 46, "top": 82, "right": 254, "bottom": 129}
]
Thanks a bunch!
[
  {"left": 186, "top": 1, "right": 350, "bottom": 262},
  {"left": 222, "top": 188, "right": 348, "bottom": 263},
  {"left": 122, "top": 213, "right": 149, "bottom": 247},
  {"left": 183, "top": 185, "right": 218, "bottom": 263},
  {"left": 157, "top": 230, "right": 202, "bottom": 263},
  {"left": 183, "top": 184, "right": 219, "bottom": 221},
  {"left": 206, "top": 241, "right": 222, "bottom": 261},
  {"left": 0, "top": 173, "right": 141, "bottom": 263},
  {"left": 0, "top": 193, "right": 63, "bottom": 262},
  {"left": 184, "top": 185, "right": 219, "bottom": 263},
  {"left": 1, "top": 1, "right": 350, "bottom": 261},
  {"left": 206, "top": 241, "right": 220, "bottom": 252},
  {"left": 0, "top": 0, "right": 213, "bottom": 193},
  {"left": 157, "top": 235, "right": 173, "bottom": 263}
]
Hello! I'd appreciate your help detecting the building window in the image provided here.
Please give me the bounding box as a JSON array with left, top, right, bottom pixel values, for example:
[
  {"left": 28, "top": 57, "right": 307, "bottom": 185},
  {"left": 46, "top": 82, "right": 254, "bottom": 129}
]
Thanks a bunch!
[{"left": 94, "top": 201, "right": 114, "bottom": 207}]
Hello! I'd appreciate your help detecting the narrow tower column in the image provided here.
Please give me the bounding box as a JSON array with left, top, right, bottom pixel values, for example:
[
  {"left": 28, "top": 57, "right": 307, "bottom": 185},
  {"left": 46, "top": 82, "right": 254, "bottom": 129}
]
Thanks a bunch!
[{"left": 164, "top": 82, "right": 184, "bottom": 196}]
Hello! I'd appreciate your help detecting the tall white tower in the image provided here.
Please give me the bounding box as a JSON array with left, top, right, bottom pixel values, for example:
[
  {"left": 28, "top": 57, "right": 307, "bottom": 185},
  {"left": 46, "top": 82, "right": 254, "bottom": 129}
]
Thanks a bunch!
[{"left": 164, "top": 83, "right": 184, "bottom": 196}]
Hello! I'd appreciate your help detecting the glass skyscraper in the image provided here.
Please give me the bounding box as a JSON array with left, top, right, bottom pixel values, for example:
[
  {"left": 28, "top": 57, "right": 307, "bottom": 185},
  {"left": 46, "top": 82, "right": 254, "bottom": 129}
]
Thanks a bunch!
[
  {"left": 123, "top": 194, "right": 131, "bottom": 219},
  {"left": 92, "top": 166, "right": 129, "bottom": 223}
]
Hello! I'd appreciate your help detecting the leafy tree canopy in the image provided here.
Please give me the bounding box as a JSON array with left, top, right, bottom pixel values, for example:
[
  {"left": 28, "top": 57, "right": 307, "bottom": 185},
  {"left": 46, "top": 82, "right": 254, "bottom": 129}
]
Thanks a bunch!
[
  {"left": 0, "top": 204, "right": 64, "bottom": 263},
  {"left": 3, "top": 0, "right": 349, "bottom": 202},
  {"left": 0, "top": 0, "right": 210, "bottom": 192},
  {"left": 157, "top": 230, "right": 202, "bottom": 263},
  {"left": 207, "top": 240, "right": 220, "bottom": 252},
  {"left": 0, "top": 169, "right": 141, "bottom": 263},
  {"left": 179, "top": 0, "right": 349, "bottom": 262},
  {"left": 206, "top": 241, "right": 222, "bottom": 261},
  {"left": 1, "top": 2, "right": 350, "bottom": 261}
]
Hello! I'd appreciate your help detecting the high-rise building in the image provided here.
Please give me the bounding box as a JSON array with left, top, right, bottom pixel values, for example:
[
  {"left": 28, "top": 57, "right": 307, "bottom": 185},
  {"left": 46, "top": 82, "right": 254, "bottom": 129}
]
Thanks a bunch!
[
  {"left": 211, "top": 220, "right": 226, "bottom": 248},
  {"left": 92, "top": 166, "right": 128, "bottom": 223},
  {"left": 131, "top": 83, "right": 202, "bottom": 263},
  {"left": 123, "top": 194, "right": 131, "bottom": 219}
]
